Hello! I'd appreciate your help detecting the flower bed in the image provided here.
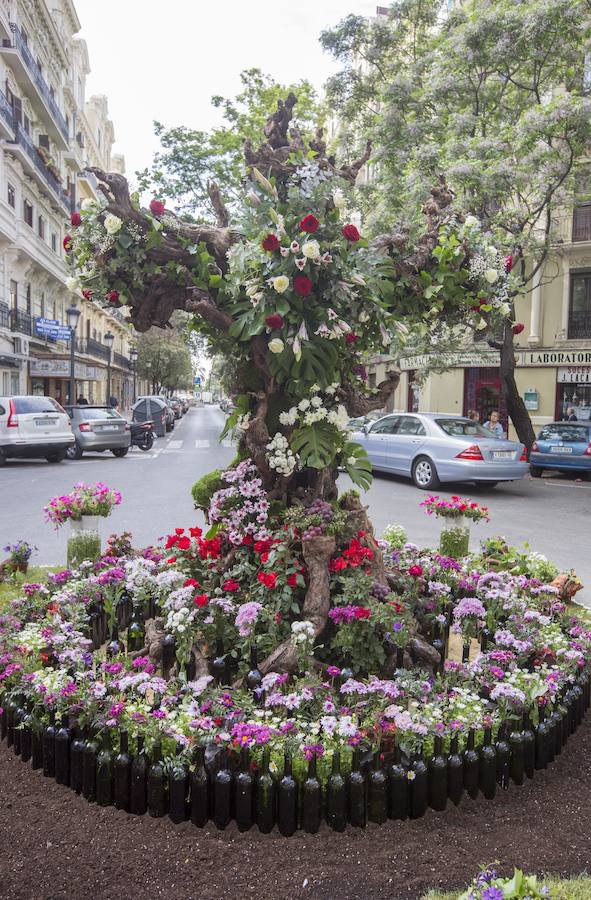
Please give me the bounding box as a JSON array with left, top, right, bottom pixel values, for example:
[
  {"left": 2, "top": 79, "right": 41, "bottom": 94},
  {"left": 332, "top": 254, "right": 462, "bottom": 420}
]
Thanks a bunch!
[{"left": 0, "top": 512, "right": 589, "bottom": 833}]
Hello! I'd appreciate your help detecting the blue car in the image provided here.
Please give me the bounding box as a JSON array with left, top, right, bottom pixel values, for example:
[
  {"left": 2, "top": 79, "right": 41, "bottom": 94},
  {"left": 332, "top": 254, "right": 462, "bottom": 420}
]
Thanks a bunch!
[
  {"left": 353, "top": 412, "right": 528, "bottom": 489},
  {"left": 530, "top": 422, "right": 591, "bottom": 477}
]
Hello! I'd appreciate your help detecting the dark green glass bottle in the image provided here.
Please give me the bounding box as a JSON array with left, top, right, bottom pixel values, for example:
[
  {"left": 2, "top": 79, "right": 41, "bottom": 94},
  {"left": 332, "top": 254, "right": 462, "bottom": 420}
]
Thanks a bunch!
[
  {"left": 509, "top": 715, "right": 525, "bottom": 785},
  {"left": 161, "top": 634, "right": 176, "bottom": 681},
  {"left": 42, "top": 710, "right": 57, "bottom": 778},
  {"left": 347, "top": 748, "right": 367, "bottom": 828},
  {"left": 169, "top": 743, "right": 189, "bottom": 824},
  {"left": 12, "top": 697, "right": 25, "bottom": 756},
  {"left": 31, "top": 714, "right": 44, "bottom": 770},
  {"left": 147, "top": 740, "right": 167, "bottom": 817},
  {"left": 213, "top": 747, "right": 232, "bottom": 830},
  {"left": 256, "top": 748, "right": 276, "bottom": 834},
  {"left": 107, "top": 622, "right": 123, "bottom": 658},
  {"left": 127, "top": 605, "right": 145, "bottom": 653},
  {"left": 5, "top": 694, "right": 18, "bottom": 748},
  {"left": 20, "top": 704, "right": 33, "bottom": 764},
  {"left": 368, "top": 750, "right": 388, "bottom": 824},
  {"left": 447, "top": 734, "right": 464, "bottom": 805},
  {"left": 278, "top": 751, "right": 298, "bottom": 837},
  {"left": 479, "top": 727, "right": 496, "bottom": 800},
  {"left": 54, "top": 714, "right": 71, "bottom": 786},
  {"left": 410, "top": 747, "right": 428, "bottom": 819},
  {"left": 496, "top": 723, "right": 511, "bottom": 789},
  {"left": 535, "top": 708, "right": 550, "bottom": 770},
  {"left": 388, "top": 741, "right": 408, "bottom": 820},
  {"left": 326, "top": 750, "right": 346, "bottom": 832},
  {"left": 432, "top": 622, "right": 445, "bottom": 674},
  {"left": 301, "top": 754, "right": 321, "bottom": 834},
  {"left": 114, "top": 729, "right": 131, "bottom": 812},
  {"left": 428, "top": 735, "right": 448, "bottom": 812},
  {"left": 69, "top": 726, "right": 85, "bottom": 793},
  {"left": 211, "top": 638, "right": 228, "bottom": 686},
  {"left": 550, "top": 706, "right": 563, "bottom": 758},
  {"left": 235, "top": 747, "right": 254, "bottom": 832},
  {"left": 190, "top": 745, "right": 209, "bottom": 828},
  {"left": 96, "top": 732, "right": 114, "bottom": 807},
  {"left": 245, "top": 646, "right": 263, "bottom": 694},
  {"left": 463, "top": 728, "right": 480, "bottom": 799},
  {"left": 462, "top": 642, "right": 470, "bottom": 664},
  {"left": 522, "top": 714, "right": 536, "bottom": 778},
  {"left": 130, "top": 735, "right": 148, "bottom": 815},
  {"left": 0, "top": 690, "right": 6, "bottom": 741},
  {"left": 545, "top": 706, "right": 557, "bottom": 765},
  {"left": 82, "top": 728, "right": 99, "bottom": 802}
]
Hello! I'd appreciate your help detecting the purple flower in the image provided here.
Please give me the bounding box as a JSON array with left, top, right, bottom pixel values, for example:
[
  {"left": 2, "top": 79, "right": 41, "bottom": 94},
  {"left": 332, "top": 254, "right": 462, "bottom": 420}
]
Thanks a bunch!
[{"left": 481, "top": 888, "right": 503, "bottom": 900}]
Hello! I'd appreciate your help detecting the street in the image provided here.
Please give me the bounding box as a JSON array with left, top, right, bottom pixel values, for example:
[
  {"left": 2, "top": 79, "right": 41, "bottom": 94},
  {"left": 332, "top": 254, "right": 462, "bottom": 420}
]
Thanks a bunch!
[{"left": 1, "top": 405, "right": 590, "bottom": 604}]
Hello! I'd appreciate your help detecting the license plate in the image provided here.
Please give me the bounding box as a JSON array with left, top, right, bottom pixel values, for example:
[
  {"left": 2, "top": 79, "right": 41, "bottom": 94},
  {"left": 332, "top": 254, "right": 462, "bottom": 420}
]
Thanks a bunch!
[
  {"left": 35, "top": 417, "right": 55, "bottom": 426},
  {"left": 492, "top": 451, "right": 513, "bottom": 459},
  {"left": 99, "top": 425, "right": 119, "bottom": 432},
  {"left": 550, "top": 446, "right": 572, "bottom": 454}
]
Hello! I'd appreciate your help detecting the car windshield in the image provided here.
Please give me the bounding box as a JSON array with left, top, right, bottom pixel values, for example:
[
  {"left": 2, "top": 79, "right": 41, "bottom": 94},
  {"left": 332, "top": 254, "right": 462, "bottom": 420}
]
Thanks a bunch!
[
  {"left": 13, "top": 397, "right": 61, "bottom": 414},
  {"left": 435, "top": 418, "right": 495, "bottom": 438},
  {"left": 538, "top": 424, "right": 589, "bottom": 443},
  {"left": 73, "top": 408, "right": 121, "bottom": 420}
]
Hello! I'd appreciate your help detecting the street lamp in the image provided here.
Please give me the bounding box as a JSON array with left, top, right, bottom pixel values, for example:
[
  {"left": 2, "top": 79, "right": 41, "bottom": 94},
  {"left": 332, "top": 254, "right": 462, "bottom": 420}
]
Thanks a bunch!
[
  {"left": 130, "top": 346, "right": 138, "bottom": 404},
  {"left": 104, "top": 330, "right": 114, "bottom": 404},
  {"left": 66, "top": 303, "right": 81, "bottom": 405}
]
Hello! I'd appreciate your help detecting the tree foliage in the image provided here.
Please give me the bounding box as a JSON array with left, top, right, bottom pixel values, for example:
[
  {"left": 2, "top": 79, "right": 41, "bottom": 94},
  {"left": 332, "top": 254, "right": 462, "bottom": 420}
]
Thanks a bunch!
[{"left": 135, "top": 324, "right": 193, "bottom": 394}]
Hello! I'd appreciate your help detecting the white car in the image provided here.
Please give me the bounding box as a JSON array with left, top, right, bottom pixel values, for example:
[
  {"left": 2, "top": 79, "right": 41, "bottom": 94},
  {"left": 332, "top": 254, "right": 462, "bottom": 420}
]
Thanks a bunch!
[{"left": 0, "top": 395, "right": 75, "bottom": 466}]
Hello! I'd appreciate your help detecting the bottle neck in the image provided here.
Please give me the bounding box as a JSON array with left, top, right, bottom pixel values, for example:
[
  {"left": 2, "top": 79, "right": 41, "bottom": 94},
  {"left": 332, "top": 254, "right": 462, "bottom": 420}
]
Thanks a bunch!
[
  {"left": 483, "top": 727, "right": 491, "bottom": 746},
  {"left": 332, "top": 750, "right": 341, "bottom": 774},
  {"left": 152, "top": 741, "right": 161, "bottom": 763},
  {"left": 351, "top": 749, "right": 361, "bottom": 772},
  {"left": 137, "top": 735, "right": 144, "bottom": 753},
  {"left": 49, "top": 710, "right": 56, "bottom": 726},
  {"left": 61, "top": 713, "right": 69, "bottom": 729},
  {"left": 434, "top": 736, "right": 443, "bottom": 756},
  {"left": 450, "top": 735, "right": 459, "bottom": 753},
  {"left": 307, "top": 755, "right": 317, "bottom": 777},
  {"left": 240, "top": 747, "right": 250, "bottom": 771},
  {"left": 249, "top": 645, "right": 258, "bottom": 668},
  {"left": 119, "top": 730, "right": 129, "bottom": 754},
  {"left": 215, "top": 638, "right": 224, "bottom": 657},
  {"left": 283, "top": 752, "right": 292, "bottom": 776},
  {"left": 466, "top": 730, "right": 475, "bottom": 750},
  {"left": 261, "top": 749, "right": 270, "bottom": 774},
  {"left": 194, "top": 745, "right": 205, "bottom": 766},
  {"left": 217, "top": 748, "right": 228, "bottom": 769}
]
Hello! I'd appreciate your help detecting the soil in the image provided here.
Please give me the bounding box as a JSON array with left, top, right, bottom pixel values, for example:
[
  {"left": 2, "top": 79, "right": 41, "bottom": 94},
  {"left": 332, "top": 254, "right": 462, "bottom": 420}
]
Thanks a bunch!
[{"left": 1, "top": 721, "right": 591, "bottom": 900}]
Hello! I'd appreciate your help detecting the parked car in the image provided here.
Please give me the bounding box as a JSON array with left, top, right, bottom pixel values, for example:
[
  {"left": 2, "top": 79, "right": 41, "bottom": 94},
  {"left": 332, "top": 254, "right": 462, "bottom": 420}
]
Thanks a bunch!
[
  {"left": 352, "top": 412, "right": 528, "bottom": 489},
  {"left": 530, "top": 422, "right": 591, "bottom": 478},
  {"left": 0, "top": 395, "right": 74, "bottom": 465},
  {"left": 169, "top": 398, "right": 182, "bottom": 420},
  {"left": 132, "top": 396, "right": 170, "bottom": 437},
  {"left": 64, "top": 406, "right": 130, "bottom": 460}
]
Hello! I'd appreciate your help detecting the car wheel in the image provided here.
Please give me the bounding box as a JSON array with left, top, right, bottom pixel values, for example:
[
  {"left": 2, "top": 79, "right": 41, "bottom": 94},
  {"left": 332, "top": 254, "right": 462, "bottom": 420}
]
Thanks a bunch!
[
  {"left": 66, "top": 442, "right": 83, "bottom": 460},
  {"left": 530, "top": 466, "right": 543, "bottom": 478},
  {"left": 111, "top": 447, "right": 129, "bottom": 458},
  {"left": 412, "top": 456, "right": 440, "bottom": 490},
  {"left": 46, "top": 451, "right": 66, "bottom": 463}
]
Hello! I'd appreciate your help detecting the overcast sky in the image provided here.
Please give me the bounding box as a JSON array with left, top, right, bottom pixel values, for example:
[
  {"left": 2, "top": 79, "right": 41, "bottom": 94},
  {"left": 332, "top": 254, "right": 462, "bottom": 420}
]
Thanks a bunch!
[{"left": 74, "top": 0, "right": 378, "bottom": 183}]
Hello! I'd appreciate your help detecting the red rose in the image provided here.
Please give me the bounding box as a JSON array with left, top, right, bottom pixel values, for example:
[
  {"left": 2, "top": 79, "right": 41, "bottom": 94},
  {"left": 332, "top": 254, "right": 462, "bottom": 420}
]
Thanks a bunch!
[
  {"left": 294, "top": 275, "right": 313, "bottom": 297},
  {"left": 167, "top": 556, "right": 177, "bottom": 564},
  {"left": 512, "top": 322, "right": 525, "bottom": 335},
  {"left": 63, "top": 234, "right": 73, "bottom": 252},
  {"left": 257, "top": 571, "right": 277, "bottom": 589},
  {"left": 177, "top": 536, "right": 191, "bottom": 551},
  {"left": 329, "top": 556, "right": 348, "bottom": 573},
  {"left": 71, "top": 211, "right": 82, "bottom": 227},
  {"left": 194, "top": 593, "right": 208, "bottom": 607},
  {"left": 345, "top": 332, "right": 359, "bottom": 345},
  {"left": 342, "top": 223, "right": 361, "bottom": 242},
  {"left": 149, "top": 199, "right": 165, "bottom": 217},
  {"left": 262, "top": 234, "right": 280, "bottom": 252},
  {"left": 287, "top": 573, "right": 298, "bottom": 588},
  {"left": 299, "top": 214, "right": 320, "bottom": 233},
  {"left": 242, "top": 535, "right": 253, "bottom": 546},
  {"left": 107, "top": 290, "right": 119, "bottom": 304},
  {"left": 189, "top": 526, "right": 202, "bottom": 538},
  {"left": 408, "top": 565, "right": 423, "bottom": 578},
  {"left": 81, "top": 289, "right": 93, "bottom": 300},
  {"left": 265, "top": 313, "right": 284, "bottom": 329},
  {"left": 223, "top": 579, "right": 240, "bottom": 592},
  {"left": 504, "top": 254, "right": 513, "bottom": 273},
  {"left": 184, "top": 578, "right": 199, "bottom": 588},
  {"left": 275, "top": 612, "right": 282, "bottom": 624}
]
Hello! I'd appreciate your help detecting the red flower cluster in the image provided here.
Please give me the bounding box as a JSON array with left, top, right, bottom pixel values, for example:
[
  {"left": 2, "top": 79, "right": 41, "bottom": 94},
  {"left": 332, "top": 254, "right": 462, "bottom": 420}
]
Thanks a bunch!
[
  {"left": 265, "top": 313, "right": 284, "bottom": 329},
  {"left": 299, "top": 214, "right": 319, "bottom": 233},
  {"left": 345, "top": 332, "right": 360, "bottom": 345},
  {"left": 71, "top": 211, "right": 82, "bottom": 227},
  {"left": 329, "top": 534, "right": 374, "bottom": 572},
  {"left": 408, "top": 565, "right": 423, "bottom": 578},
  {"left": 342, "top": 223, "right": 361, "bottom": 242},
  {"left": 257, "top": 571, "right": 277, "bottom": 589},
  {"left": 63, "top": 234, "right": 73, "bottom": 252},
  {"left": 184, "top": 578, "right": 200, "bottom": 588},
  {"left": 82, "top": 289, "right": 93, "bottom": 300},
  {"left": 512, "top": 322, "right": 525, "bottom": 335},
  {"left": 222, "top": 579, "right": 240, "bottom": 592},
  {"left": 149, "top": 199, "right": 165, "bottom": 217},
  {"left": 354, "top": 607, "right": 371, "bottom": 620},
  {"left": 194, "top": 593, "right": 208, "bottom": 608},
  {"left": 504, "top": 254, "right": 513, "bottom": 273},
  {"left": 107, "top": 290, "right": 119, "bottom": 304},
  {"left": 262, "top": 234, "right": 280, "bottom": 252},
  {"left": 294, "top": 275, "right": 313, "bottom": 297}
]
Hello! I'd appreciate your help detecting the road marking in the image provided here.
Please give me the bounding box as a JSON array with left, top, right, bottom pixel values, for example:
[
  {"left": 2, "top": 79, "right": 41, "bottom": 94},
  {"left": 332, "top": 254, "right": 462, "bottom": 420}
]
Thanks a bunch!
[
  {"left": 195, "top": 439, "right": 210, "bottom": 448},
  {"left": 542, "top": 480, "right": 591, "bottom": 490},
  {"left": 167, "top": 440, "right": 183, "bottom": 450}
]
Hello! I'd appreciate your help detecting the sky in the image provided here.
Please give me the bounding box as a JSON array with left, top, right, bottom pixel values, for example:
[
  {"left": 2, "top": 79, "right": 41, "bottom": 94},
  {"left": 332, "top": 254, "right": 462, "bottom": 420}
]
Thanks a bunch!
[{"left": 74, "top": 0, "right": 378, "bottom": 183}]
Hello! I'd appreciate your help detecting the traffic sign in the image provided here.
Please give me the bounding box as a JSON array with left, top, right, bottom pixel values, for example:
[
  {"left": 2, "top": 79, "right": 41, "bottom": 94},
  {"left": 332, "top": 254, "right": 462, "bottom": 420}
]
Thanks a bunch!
[{"left": 194, "top": 376, "right": 202, "bottom": 386}]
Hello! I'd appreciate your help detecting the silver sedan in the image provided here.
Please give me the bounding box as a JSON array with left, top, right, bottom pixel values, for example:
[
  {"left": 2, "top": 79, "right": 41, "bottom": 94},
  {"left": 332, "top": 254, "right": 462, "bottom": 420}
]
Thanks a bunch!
[{"left": 352, "top": 413, "right": 528, "bottom": 489}]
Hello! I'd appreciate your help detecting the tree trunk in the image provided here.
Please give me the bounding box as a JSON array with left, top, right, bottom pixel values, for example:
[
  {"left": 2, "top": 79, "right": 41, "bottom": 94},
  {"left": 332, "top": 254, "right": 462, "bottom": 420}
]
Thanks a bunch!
[{"left": 499, "top": 322, "right": 536, "bottom": 452}]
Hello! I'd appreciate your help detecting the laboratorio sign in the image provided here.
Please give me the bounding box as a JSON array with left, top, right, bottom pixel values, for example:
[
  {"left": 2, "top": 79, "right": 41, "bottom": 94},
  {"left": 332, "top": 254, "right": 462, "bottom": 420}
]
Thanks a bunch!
[{"left": 398, "top": 349, "right": 591, "bottom": 370}]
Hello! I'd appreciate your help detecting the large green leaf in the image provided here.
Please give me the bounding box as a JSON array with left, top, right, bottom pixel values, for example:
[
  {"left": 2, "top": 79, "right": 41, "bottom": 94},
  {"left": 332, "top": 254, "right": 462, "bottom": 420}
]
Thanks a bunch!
[
  {"left": 219, "top": 393, "right": 249, "bottom": 442},
  {"left": 342, "top": 441, "right": 373, "bottom": 491},
  {"left": 290, "top": 341, "right": 339, "bottom": 387},
  {"left": 291, "top": 421, "right": 339, "bottom": 469}
]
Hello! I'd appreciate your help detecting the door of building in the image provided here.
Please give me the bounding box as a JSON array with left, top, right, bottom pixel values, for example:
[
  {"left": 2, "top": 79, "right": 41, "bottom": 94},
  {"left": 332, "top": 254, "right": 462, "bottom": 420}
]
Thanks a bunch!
[{"left": 463, "top": 367, "right": 507, "bottom": 430}]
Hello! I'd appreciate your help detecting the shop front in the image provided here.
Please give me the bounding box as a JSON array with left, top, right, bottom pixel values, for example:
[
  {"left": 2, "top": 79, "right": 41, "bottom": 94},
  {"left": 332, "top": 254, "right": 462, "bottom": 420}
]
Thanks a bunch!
[
  {"left": 556, "top": 365, "right": 591, "bottom": 422},
  {"left": 29, "top": 357, "right": 102, "bottom": 404}
]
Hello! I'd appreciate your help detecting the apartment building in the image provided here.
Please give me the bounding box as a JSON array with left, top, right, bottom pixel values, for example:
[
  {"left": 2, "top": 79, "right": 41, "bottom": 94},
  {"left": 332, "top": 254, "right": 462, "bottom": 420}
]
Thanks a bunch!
[{"left": 0, "top": 0, "right": 144, "bottom": 407}]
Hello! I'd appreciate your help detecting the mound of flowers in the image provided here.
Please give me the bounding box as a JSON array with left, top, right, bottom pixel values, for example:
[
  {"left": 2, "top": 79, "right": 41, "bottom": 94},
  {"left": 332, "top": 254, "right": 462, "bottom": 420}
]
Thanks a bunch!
[{"left": 0, "top": 503, "right": 589, "bottom": 832}]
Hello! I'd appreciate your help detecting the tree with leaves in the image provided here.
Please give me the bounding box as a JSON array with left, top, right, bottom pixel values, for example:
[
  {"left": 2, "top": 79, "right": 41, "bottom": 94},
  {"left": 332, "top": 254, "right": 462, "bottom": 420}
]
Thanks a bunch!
[
  {"left": 65, "top": 96, "right": 513, "bottom": 676},
  {"left": 135, "top": 324, "right": 194, "bottom": 394},
  {"left": 322, "top": 0, "right": 591, "bottom": 448}
]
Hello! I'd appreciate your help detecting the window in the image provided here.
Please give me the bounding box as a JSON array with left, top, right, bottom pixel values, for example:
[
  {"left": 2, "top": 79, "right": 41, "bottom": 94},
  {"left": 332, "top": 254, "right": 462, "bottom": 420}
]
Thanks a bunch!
[
  {"left": 569, "top": 271, "right": 591, "bottom": 339},
  {"left": 25, "top": 285, "right": 31, "bottom": 314},
  {"left": 538, "top": 424, "right": 590, "bottom": 442},
  {"left": 23, "top": 199, "right": 33, "bottom": 227},
  {"left": 396, "top": 416, "right": 426, "bottom": 436},
  {"left": 435, "top": 418, "right": 492, "bottom": 438},
  {"left": 23, "top": 113, "right": 29, "bottom": 134},
  {"left": 51, "top": 232, "right": 57, "bottom": 252},
  {"left": 370, "top": 416, "right": 399, "bottom": 435},
  {"left": 368, "top": 372, "right": 376, "bottom": 388},
  {"left": 10, "top": 280, "right": 17, "bottom": 310},
  {"left": 37, "top": 216, "right": 45, "bottom": 239},
  {"left": 7, "top": 183, "right": 15, "bottom": 208}
]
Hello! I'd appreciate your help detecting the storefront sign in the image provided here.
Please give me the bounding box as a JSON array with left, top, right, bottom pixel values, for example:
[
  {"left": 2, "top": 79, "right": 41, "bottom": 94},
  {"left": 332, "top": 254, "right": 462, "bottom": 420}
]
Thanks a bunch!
[
  {"left": 398, "top": 350, "right": 501, "bottom": 370},
  {"left": 557, "top": 366, "right": 591, "bottom": 384},
  {"left": 34, "top": 318, "right": 71, "bottom": 341},
  {"left": 517, "top": 349, "right": 591, "bottom": 366},
  {"left": 29, "top": 358, "right": 101, "bottom": 380}
]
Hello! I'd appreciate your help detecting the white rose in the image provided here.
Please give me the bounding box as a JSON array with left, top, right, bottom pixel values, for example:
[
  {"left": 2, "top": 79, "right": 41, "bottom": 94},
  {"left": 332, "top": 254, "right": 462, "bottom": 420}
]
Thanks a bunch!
[
  {"left": 301, "top": 240, "right": 320, "bottom": 260},
  {"left": 358, "top": 310, "right": 370, "bottom": 323},
  {"left": 104, "top": 214, "right": 123, "bottom": 235},
  {"left": 484, "top": 268, "right": 498, "bottom": 284},
  {"left": 268, "top": 338, "right": 284, "bottom": 354},
  {"left": 310, "top": 396, "right": 322, "bottom": 408},
  {"left": 464, "top": 215, "right": 479, "bottom": 228},
  {"left": 333, "top": 188, "right": 346, "bottom": 209},
  {"left": 272, "top": 275, "right": 289, "bottom": 293},
  {"left": 81, "top": 198, "right": 97, "bottom": 212},
  {"left": 65, "top": 277, "right": 80, "bottom": 293},
  {"left": 499, "top": 302, "right": 511, "bottom": 316}
]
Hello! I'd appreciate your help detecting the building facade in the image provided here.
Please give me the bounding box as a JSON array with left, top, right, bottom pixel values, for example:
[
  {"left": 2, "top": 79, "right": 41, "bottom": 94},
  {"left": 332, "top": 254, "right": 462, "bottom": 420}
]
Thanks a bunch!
[{"left": 0, "top": 0, "right": 145, "bottom": 407}]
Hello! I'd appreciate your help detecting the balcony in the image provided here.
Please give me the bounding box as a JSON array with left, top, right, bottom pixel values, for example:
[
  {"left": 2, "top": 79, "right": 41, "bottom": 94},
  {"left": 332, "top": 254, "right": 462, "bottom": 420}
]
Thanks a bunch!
[
  {"left": 568, "top": 310, "right": 591, "bottom": 340},
  {"left": 0, "top": 87, "right": 14, "bottom": 139},
  {"left": 572, "top": 205, "right": 591, "bottom": 243},
  {"left": 8, "top": 124, "right": 70, "bottom": 214},
  {"left": 77, "top": 169, "right": 100, "bottom": 199},
  {"left": 1, "top": 24, "right": 69, "bottom": 148},
  {"left": 79, "top": 338, "right": 111, "bottom": 362},
  {"left": 113, "top": 351, "right": 131, "bottom": 369},
  {"left": 9, "top": 308, "right": 32, "bottom": 335}
]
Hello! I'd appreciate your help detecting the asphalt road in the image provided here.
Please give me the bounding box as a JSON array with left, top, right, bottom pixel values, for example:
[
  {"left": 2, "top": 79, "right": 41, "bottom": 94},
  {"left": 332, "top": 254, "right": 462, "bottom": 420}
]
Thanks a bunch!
[{"left": 1, "top": 405, "right": 589, "bottom": 604}]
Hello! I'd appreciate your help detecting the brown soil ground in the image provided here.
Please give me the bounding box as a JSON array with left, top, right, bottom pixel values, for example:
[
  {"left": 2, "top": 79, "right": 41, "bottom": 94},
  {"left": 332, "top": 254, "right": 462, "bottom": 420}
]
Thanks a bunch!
[{"left": 1, "top": 720, "right": 591, "bottom": 900}]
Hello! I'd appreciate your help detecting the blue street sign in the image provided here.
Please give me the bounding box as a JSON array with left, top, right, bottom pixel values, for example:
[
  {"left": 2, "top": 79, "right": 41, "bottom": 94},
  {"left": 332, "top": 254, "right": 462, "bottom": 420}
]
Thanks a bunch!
[
  {"left": 35, "top": 317, "right": 71, "bottom": 340},
  {"left": 194, "top": 376, "right": 202, "bottom": 386}
]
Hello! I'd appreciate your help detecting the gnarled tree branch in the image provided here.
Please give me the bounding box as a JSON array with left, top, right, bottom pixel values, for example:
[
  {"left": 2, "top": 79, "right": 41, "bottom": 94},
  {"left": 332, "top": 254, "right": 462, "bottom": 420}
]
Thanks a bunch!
[{"left": 338, "top": 369, "right": 401, "bottom": 416}]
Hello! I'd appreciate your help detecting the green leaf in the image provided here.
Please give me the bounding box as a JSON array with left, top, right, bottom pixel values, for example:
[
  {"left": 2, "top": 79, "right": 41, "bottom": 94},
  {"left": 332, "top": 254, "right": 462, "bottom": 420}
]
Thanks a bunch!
[
  {"left": 219, "top": 393, "right": 249, "bottom": 442},
  {"left": 117, "top": 233, "right": 133, "bottom": 249},
  {"left": 342, "top": 441, "right": 373, "bottom": 491},
  {"left": 291, "top": 421, "right": 338, "bottom": 469}
]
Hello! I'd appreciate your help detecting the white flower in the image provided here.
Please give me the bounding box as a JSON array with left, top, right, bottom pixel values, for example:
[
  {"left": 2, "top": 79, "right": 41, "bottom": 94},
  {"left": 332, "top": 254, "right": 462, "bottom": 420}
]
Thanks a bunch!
[
  {"left": 476, "top": 317, "right": 488, "bottom": 330},
  {"left": 351, "top": 273, "right": 366, "bottom": 286},
  {"left": 464, "top": 215, "right": 479, "bottom": 228},
  {"left": 295, "top": 257, "right": 307, "bottom": 271},
  {"left": 81, "top": 198, "right": 97, "bottom": 212},
  {"left": 302, "top": 240, "right": 320, "bottom": 259},
  {"left": 347, "top": 456, "right": 357, "bottom": 465},
  {"left": 310, "top": 396, "right": 322, "bottom": 408},
  {"left": 290, "top": 241, "right": 300, "bottom": 254},
  {"left": 65, "top": 276, "right": 80, "bottom": 293},
  {"left": 298, "top": 398, "right": 310, "bottom": 411},
  {"left": 272, "top": 275, "right": 289, "bottom": 293},
  {"left": 358, "top": 310, "right": 369, "bottom": 323},
  {"left": 280, "top": 247, "right": 290, "bottom": 258},
  {"left": 104, "top": 213, "right": 123, "bottom": 235},
  {"left": 246, "top": 284, "right": 260, "bottom": 297},
  {"left": 484, "top": 268, "right": 498, "bottom": 284},
  {"left": 499, "top": 302, "right": 511, "bottom": 316},
  {"left": 268, "top": 338, "right": 284, "bottom": 354},
  {"left": 333, "top": 188, "right": 346, "bottom": 209}
]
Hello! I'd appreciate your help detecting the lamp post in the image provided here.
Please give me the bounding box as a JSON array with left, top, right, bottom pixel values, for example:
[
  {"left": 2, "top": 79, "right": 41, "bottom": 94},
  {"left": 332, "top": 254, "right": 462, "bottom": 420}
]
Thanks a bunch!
[
  {"left": 104, "top": 330, "right": 114, "bottom": 404},
  {"left": 130, "top": 347, "right": 138, "bottom": 404},
  {"left": 145, "top": 360, "right": 152, "bottom": 394},
  {"left": 66, "top": 303, "right": 81, "bottom": 405}
]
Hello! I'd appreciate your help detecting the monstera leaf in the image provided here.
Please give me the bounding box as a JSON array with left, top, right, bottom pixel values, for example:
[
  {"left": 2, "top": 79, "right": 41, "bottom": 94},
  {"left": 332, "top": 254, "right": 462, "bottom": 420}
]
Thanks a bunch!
[
  {"left": 291, "top": 422, "right": 339, "bottom": 469},
  {"left": 219, "top": 394, "right": 249, "bottom": 442},
  {"left": 342, "top": 441, "right": 373, "bottom": 490}
]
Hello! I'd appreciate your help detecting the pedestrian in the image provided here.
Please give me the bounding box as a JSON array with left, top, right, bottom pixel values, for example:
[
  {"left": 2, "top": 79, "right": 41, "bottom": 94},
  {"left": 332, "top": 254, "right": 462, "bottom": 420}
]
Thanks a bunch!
[
  {"left": 76, "top": 394, "right": 88, "bottom": 405},
  {"left": 467, "top": 409, "right": 480, "bottom": 422},
  {"left": 483, "top": 409, "right": 504, "bottom": 438},
  {"left": 109, "top": 395, "right": 118, "bottom": 409},
  {"left": 565, "top": 406, "right": 578, "bottom": 422}
]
